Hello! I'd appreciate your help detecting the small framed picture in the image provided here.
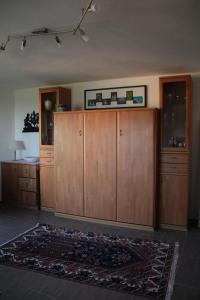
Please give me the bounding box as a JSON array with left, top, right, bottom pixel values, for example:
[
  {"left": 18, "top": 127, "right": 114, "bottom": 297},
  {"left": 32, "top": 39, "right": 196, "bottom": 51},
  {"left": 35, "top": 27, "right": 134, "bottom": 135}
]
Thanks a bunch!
[
  {"left": 126, "top": 90, "right": 133, "bottom": 100},
  {"left": 96, "top": 93, "right": 102, "bottom": 102},
  {"left": 111, "top": 92, "right": 118, "bottom": 102},
  {"left": 84, "top": 85, "right": 147, "bottom": 110}
]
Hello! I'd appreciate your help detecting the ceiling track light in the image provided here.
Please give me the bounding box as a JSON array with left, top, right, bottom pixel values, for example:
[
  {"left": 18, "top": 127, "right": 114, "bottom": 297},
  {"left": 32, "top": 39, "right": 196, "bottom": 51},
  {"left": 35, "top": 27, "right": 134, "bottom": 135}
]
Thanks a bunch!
[
  {"left": 20, "top": 37, "right": 26, "bottom": 51},
  {"left": 55, "top": 35, "right": 61, "bottom": 47},
  {"left": 0, "top": 0, "right": 96, "bottom": 52},
  {"left": 0, "top": 36, "right": 10, "bottom": 51},
  {"left": 78, "top": 28, "right": 89, "bottom": 43}
]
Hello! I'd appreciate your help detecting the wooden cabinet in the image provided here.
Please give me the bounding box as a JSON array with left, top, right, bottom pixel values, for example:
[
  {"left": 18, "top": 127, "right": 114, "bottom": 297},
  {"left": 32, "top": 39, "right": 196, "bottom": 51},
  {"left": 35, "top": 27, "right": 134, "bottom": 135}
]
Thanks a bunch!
[
  {"left": 54, "top": 112, "right": 84, "bottom": 215},
  {"left": 84, "top": 111, "right": 117, "bottom": 221},
  {"left": 159, "top": 75, "right": 191, "bottom": 230},
  {"left": 40, "top": 166, "right": 55, "bottom": 209},
  {"left": 117, "top": 110, "right": 157, "bottom": 226},
  {"left": 39, "top": 87, "right": 71, "bottom": 210},
  {"left": 160, "top": 174, "right": 188, "bottom": 227},
  {"left": 1, "top": 161, "right": 40, "bottom": 208},
  {"left": 54, "top": 109, "right": 158, "bottom": 230},
  {"left": 2, "top": 163, "right": 18, "bottom": 204},
  {"left": 39, "top": 87, "right": 71, "bottom": 148}
]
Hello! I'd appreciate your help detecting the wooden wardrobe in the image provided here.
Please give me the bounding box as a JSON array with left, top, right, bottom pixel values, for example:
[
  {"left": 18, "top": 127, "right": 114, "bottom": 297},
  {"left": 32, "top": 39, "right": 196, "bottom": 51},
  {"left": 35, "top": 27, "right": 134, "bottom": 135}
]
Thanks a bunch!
[{"left": 54, "top": 108, "right": 158, "bottom": 230}]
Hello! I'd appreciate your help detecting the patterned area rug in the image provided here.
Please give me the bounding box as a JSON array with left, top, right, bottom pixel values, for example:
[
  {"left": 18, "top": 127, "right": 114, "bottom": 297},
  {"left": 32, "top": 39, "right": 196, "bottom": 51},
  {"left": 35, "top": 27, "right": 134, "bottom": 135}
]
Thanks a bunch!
[{"left": 0, "top": 224, "right": 178, "bottom": 299}]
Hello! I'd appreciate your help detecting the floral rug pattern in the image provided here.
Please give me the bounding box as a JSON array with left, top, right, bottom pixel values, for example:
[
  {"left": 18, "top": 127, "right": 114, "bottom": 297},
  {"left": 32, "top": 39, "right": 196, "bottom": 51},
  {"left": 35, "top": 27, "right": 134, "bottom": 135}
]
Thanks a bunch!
[{"left": 0, "top": 224, "right": 178, "bottom": 299}]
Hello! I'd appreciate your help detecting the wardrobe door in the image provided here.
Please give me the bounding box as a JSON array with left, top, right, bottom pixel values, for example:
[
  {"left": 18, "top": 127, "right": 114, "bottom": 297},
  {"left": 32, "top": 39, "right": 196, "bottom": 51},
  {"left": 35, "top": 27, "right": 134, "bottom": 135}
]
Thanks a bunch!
[
  {"left": 117, "top": 110, "right": 156, "bottom": 226},
  {"left": 84, "top": 111, "right": 117, "bottom": 221},
  {"left": 54, "top": 112, "right": 84, "bottom": 215}
]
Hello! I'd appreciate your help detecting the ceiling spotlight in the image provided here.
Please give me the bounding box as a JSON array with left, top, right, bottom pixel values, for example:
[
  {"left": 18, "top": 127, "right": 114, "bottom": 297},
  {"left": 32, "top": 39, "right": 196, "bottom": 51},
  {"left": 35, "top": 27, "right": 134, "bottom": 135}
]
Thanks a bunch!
[
  {"left": 55, "top": 35, "right": 61, "bottom": 47},
  {"left": 0, "top": 43, "right": 6, "bottom": 51},
  {"left": 79, "top": 28, "right": 89, "bottom": 42},
  {"left": 20, "top": 37, "right": 26, "bottom": 51},
  {"left": 88, "top": 4, "right": 96, "bottom": 12}
]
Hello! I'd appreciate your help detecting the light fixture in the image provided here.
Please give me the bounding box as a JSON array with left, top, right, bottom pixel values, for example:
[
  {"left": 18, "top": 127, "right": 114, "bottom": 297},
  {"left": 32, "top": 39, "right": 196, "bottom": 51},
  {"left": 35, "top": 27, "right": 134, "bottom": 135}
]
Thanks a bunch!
[
  {"left": 55, "top": 35, "right": 61, "bottom": 47},
  {"left": 9, "top": 140, "right": 26, "bottom": 160},
  {"left": 0, "top": 0, "right": 96, "bottom": 52},
  {"left": 78, "top": 28, "right": 89, "bottom": 42},
  {"left": 88, "top": 3, "right": 96, "bottom": 12},
  {"left": 20, "top": 37, "right": 26, "bottom": 51},
  {"left": 0, "top": 36, "right": 10, "bottom": 51}
]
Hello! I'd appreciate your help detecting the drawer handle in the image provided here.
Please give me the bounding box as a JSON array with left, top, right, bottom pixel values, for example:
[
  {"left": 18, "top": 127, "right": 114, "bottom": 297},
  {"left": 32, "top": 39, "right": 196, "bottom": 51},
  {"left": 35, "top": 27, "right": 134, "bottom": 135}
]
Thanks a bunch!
[
  {"left": 169, "top": 166, "right": 177, "bottom": 169},
  {"left": 120, "top": 129, "right": 123, "bottom": 136},
  {"left": 79, "top": 130, "right": 82, "bottom": 136},
  {"left": 47, "top": 152, "right": 52, "bottom": 155},
  {"left": 170, "top": 157, "right": 177, "bottom": 160}
]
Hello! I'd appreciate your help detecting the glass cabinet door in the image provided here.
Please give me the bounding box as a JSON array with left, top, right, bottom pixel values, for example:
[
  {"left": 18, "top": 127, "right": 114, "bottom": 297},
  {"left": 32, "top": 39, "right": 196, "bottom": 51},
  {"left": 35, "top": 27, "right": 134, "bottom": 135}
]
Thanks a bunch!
[
  {"left": 160, "top": 76, "right": 190, "bottom": 151},
  {"left": 41, "top": 91, "right": 56, "bottom": 145}
]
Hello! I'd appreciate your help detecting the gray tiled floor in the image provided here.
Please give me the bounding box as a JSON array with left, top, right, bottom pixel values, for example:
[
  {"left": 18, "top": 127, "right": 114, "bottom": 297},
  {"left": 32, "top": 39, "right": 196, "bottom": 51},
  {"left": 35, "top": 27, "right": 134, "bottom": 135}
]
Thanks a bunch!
[{"left": 0, "top": 205, "right": 199, "bottom": 300}]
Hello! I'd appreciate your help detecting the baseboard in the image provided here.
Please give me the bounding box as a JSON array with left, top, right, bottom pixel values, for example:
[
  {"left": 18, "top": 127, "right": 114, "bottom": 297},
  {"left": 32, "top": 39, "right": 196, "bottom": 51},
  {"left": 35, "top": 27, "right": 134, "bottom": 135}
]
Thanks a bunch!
[
  {"left": 160, "top": 223, "right": 188, "bottom": 231},
  {"left": 55, "top": 212, "right": 154, "bottom": 232},
  {"left": 41, "top": 206, "right": 55, "bottom": 212}
]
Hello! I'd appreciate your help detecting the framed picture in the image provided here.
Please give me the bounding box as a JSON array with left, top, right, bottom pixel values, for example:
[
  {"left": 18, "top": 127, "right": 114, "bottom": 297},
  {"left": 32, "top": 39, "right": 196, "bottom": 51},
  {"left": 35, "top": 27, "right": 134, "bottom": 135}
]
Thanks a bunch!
[{"left": 84, "top": 85, "right": 147, "bottom": 110}]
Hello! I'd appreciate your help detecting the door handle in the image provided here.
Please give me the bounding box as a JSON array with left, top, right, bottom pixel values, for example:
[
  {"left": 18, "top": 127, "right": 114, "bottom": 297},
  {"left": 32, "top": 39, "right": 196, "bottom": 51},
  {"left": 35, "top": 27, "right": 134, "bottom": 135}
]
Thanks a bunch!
[
  {"left": 79, "top": 130, "right": 83, "bottom": 136},
  {"left": 120, "top": 129, "right": 123, "bottom": 136}
]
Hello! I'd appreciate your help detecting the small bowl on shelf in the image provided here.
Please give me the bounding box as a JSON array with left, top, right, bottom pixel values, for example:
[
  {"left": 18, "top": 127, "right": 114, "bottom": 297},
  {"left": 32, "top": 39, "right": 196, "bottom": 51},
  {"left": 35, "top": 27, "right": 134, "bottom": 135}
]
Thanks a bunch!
[{"left": 24, "top": 156, "right": 39, "bottom": 163}]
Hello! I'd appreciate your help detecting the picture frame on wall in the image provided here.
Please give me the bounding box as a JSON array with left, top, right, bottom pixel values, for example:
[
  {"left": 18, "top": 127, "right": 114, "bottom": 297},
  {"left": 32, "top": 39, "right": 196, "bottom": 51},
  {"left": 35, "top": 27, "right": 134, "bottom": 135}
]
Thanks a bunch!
[{"left": 84, "top": 85, "right": 147, "bottom": 110}]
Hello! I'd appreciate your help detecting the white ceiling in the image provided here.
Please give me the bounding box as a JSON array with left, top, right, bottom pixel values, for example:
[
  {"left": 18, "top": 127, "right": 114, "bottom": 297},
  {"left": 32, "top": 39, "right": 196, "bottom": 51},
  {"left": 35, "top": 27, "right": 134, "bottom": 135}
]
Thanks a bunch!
[{"left": 0, "top": 0, "right": 200, "bottom": 89}]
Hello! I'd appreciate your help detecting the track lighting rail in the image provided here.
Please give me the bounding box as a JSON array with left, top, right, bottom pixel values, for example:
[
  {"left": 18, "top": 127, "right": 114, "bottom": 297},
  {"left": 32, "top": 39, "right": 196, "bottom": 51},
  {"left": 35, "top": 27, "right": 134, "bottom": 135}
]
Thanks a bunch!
[{"left": 0, "top": 0, "right": 95, "bottom": 51}]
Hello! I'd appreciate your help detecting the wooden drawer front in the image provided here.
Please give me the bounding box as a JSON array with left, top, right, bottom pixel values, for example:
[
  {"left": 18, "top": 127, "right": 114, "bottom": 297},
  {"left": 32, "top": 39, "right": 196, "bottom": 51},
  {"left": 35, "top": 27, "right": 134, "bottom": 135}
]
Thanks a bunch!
[
  {"left": 160, "top": 163, "right": 188, "bottom": 174},
  {"left": 18, "top": 165, "right": 30, "bottom": 177},
  {"left": 20, "top": 191, "right": 37, "bottom": 207},
  {"left": 29, "top": 166, "right": 37, "bottom": 178},
  {"left": 40, "top": 149, "right": 54, "bottom": 158},
  {"left": 160, "top": 153, "right": 189, "bottom": 164},
  {"left": 18, "top": 178, "right": 37, "bottom": 192},
  {"left": 40, "top": 157, "right": 54, "bottom": 166}
]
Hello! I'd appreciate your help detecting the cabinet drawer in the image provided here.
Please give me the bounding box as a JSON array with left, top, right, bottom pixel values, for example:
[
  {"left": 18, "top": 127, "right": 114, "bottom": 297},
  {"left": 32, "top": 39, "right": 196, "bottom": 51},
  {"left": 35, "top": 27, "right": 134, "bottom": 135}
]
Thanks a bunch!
[
  {"left": 18, "top": 164, "right": 30, "bottom": 177},
  {"left": 19, "top": 191, "right": 37, "bottom": 207},
  {"left": 160, "top": 163, "right": 188, "bottom": 174},
  {"left": 160, "top": 153, "right": 189, "bottom": 164},
  {"left": 40, "top": 149, "right": 54, "bottom": 158},
  {"left": 18, "top": 178, "right": 37, "bottom": 192},
  {"left": 40, "top": 157, "right": 54, "bottom": 166},
  {"left": 18, "top": 165, "right": 37, "bottom": 178}
]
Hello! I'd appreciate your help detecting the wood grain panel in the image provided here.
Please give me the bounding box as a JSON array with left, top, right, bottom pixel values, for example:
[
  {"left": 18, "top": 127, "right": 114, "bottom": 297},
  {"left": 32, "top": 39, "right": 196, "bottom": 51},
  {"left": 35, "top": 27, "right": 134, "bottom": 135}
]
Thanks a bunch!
[
  {"left": 117, "top": 110, "right": 156, "bottom": 226},
  {"left": 1, "top": 163, "right": 18, "bottom": 204},
  {"left": 160, "top": 163, "right": 188, "bottom": 174},
  {"left": 18, "top": 178, "right": 37, "bottom": 192},
  {"left": 54, "top": 112, "right": 84, "bottom": 215},
  {"left": 40, "top": 149, "right": 54, "bottom": 158},
  {"left": 40, "top": 157, "right": 54, "bottom": 166},
  {"left": 160, "top": 153, "right": 189, "bottom": 164},
  {"left": 40, "top": 166, "right": 55, "bottom": 209},
  {"left": 18, "top": 191, "right": 37, "bottom": 207},
  {"left": 84, "top": 111, "right": 117, "bottom": 221},
  {"left": 160, "top": 174, "right": 188, "bottom": 227}
]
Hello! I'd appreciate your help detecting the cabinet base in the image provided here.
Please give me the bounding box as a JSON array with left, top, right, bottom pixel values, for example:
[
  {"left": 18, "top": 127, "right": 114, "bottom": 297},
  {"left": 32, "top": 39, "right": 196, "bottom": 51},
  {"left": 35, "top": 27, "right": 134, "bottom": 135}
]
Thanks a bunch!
[
  {"left": 55, "top": 212, "right": 154, "bottom": 232},
  {"left": 160, "top": 223, "right": 188, "bottom": 231},
  {"left": 41, "top": 206, "right": 55, "bottom": 212}
]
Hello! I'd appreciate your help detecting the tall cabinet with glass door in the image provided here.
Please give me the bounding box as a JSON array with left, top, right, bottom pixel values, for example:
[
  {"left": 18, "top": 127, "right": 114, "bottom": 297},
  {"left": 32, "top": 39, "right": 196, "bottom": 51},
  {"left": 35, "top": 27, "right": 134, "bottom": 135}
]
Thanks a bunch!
[
  {"left": 159, "top": 75, "right": 191, "bottom": 230},
  {"left": 39, "top": 87, "right": 71, "bottom": 210}
]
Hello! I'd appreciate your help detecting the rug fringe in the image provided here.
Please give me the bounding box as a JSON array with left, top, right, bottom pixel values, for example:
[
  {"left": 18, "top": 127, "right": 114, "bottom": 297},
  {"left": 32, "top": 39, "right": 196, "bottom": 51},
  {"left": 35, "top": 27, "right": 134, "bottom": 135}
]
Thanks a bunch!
[
  {"left": 165, "top": 242, "right": 179, "bottom": 300},
  {"left": 0, "top": 223, "right": 40, "bottom": 247}
]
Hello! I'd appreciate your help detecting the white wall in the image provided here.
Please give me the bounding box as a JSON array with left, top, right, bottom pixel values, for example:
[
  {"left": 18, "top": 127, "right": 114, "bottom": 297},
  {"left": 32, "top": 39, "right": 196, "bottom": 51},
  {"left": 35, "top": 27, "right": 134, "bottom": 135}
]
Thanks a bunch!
[
  {"left": 0, "top": 89, "right": 15, "bottom": 201},
  {"left": 63, "top": 76, "right": 159, "bottom": 110},
  {"left": 14, "top": 74, "right": 200, "bottom": 219},
  {"left": 14, "top": 88, "right": 39, "bottom": 158}
]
